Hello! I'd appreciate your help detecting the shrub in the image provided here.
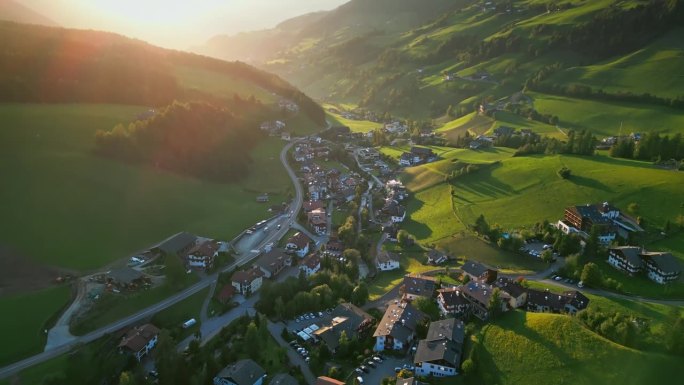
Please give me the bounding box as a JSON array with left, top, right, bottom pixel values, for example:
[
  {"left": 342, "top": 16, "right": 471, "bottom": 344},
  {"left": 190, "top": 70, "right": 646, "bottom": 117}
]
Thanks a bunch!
[{"left": 557, "top": 167, "right": 571, "bottom": 179}]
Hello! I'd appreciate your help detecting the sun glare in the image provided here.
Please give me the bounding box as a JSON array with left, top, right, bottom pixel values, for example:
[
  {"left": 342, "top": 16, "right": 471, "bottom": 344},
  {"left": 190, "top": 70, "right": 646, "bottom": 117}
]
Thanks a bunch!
[{"left": 88, "top": 0, "right": 218, "bottom": 26}]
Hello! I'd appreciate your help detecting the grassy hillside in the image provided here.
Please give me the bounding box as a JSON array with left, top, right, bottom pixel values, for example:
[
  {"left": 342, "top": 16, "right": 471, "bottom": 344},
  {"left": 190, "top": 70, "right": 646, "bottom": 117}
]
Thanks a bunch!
[
  {"left": 0, "top": 286, "right": 71, "bottom": 366},
  {"left": 477, "top": 311, "right": 682, "bottom": 385},
  {"left": 0, "top": 104, "right": 290, "bottom": 271}
]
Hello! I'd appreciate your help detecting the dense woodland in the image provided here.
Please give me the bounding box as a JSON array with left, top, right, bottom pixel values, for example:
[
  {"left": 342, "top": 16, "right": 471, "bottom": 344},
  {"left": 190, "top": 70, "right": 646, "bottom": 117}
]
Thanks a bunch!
[
  {"left": 95, "top": 101, "right": 266, "bottom": 182},
  {"left": 0, "top": 21, "right": 325, "bottom": 124},
  {"left": 610, "top": 133, "right": 684, "bottom": 161}
]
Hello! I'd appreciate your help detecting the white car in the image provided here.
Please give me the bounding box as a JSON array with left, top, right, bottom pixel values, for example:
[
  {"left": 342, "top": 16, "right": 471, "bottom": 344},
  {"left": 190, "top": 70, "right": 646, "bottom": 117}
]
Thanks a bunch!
[{"left": 356, "top": 376, "right": 364, "bottom": 384}]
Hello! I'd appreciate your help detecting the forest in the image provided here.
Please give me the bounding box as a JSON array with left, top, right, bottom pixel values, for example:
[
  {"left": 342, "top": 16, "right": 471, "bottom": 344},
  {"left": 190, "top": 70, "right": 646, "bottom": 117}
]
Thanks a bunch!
[{"left": 94, "top": 101, "right": 267, "bottom": 182}]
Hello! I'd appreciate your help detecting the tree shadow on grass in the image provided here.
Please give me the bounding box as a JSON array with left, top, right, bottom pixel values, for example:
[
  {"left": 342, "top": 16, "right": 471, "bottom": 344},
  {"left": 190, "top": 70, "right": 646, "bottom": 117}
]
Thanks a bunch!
[
  {"left": 403, "top": 199, "right": 432, "bottom": 240},
  {"left": 568, "top": 175, "right": 613, "bottom": 193}
]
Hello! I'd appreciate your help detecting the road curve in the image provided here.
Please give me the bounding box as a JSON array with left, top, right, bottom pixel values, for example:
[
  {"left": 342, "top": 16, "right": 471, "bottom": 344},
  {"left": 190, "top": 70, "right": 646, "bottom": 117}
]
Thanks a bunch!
[{"left": 0, "top": 139, "right": 305, "bottom": 380}]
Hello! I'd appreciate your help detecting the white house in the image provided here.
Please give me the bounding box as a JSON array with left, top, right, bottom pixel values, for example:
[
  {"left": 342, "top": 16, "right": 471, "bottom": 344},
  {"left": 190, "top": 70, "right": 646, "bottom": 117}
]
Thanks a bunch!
[
  {"left": 118, "top": 324, "right": 160, "bottom": 361},
  {"left": 231, "top": 267, "right": 264, "bottom": 296},
  {"left": 373, "top": 302, "right": 425, "bottom": 351},
  {"left": 414, "top": 319, "right": 464, "bottom": 378},
  {"left": 186, "top": 240, "right": 220, "bottom": 269},
  {"left": 300, "top": 253, "right": 322, "bottom": 277},
  {"left": 376, "top": 251, "right": 400, "bottom": 271},
  {"left": 285, "top": 232, "right": 311, "bottom": 258}
]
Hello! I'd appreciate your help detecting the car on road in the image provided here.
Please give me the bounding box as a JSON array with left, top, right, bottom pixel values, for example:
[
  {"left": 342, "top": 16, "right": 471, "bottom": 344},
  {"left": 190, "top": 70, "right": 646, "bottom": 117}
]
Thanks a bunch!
[
  {"left": 554, "top": 276, "right": 563, "bottom": 281},
  {"left": 578, "top": 281, "right": 585, "bottom": 288},
  {"left": 277, "top": 224, "right": 281, "bottom": 229},
  {"left": 305, "top": 357, "right": 311, "bottom": 363},
  {"left": 263, "top": 226, "right": 269, "bottom": 231}
]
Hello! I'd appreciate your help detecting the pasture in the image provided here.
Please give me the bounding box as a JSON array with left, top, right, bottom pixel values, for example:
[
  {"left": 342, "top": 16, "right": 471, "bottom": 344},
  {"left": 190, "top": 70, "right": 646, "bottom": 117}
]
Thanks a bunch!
[
  {"left": 0, "top": 104, "right": 289, "bottom": 271},
  {"left": 476, "top": 311, "right": 681, "bottom": 385},
  {"left": 0, "top": 286, "right": 71, "bottom": 366}
]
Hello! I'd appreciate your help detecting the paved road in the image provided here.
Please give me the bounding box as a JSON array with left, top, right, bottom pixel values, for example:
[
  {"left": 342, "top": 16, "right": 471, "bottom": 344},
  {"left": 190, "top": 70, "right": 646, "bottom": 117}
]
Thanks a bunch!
[
  {"left": 266, "top": 321, "right": 316, "bottom": 385},
  {"left": 0, "top": 139, "right": 306, "bottom": 380}
]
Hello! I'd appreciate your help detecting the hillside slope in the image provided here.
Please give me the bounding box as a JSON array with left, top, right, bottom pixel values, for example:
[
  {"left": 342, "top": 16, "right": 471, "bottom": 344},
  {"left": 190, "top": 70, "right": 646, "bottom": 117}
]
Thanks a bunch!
[
  {"left": 0, "top": 0, "right": 57, "bottom": 26},
  {"left": 199, "top": 0, "right": 684, "bottom": 135}
]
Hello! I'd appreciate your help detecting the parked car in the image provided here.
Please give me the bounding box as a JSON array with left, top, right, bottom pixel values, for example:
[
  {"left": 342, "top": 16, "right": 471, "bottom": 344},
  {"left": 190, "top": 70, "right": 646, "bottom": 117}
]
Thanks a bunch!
[
  {"left": 578, "top": 281, "right": 585, "bottom": 288},
  {"left": 373, "top": 356, "right": 382, "bottom": 363},
  {"left": 355, "top": 368, "right": 364, "bottom": 375},
  {"left": 554, "top": 276, "right": 563, "bottom": 281},
  {"left": 367, "top": 361, "right": 376, "bottom": 368},
  {"left": 360, "top": 365, "right": 369, "bottom": 373},
  {"left": 394, "top": 367, "right": 402, "bottom": 373},
  {"left": 356, "top": 376, "right": 364, "bottom": 384}
]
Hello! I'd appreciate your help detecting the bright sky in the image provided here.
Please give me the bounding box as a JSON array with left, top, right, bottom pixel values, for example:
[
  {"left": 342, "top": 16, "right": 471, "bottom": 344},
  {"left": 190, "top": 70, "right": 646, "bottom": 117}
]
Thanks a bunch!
[{"left": 19, "top": 0, "right": 348, "bottom": 49}]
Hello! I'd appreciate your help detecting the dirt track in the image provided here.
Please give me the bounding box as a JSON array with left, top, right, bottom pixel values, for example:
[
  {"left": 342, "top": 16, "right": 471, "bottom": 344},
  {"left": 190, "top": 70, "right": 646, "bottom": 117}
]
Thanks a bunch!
[{"left": 0, "top": 245, "right": 71, "bottom": 296}]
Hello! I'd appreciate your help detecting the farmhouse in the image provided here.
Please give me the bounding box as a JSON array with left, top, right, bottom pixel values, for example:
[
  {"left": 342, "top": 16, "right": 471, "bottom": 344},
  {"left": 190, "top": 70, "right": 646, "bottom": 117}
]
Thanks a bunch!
[
  {"left": 231, "top": 267, "right": 264, "bottom": 296},
  {"left": 410, "top": 147, "right": 436, "bottom": 163},
  {"left": 213, "top": 359, "right": 266, "bottom": 385},
  {"left": 399, "top": 153, "right": 413, "bottom": 167},
  {"left": 255, "top": 249, "right": 292, "bottom": 278},
  {"left": 414, "top": 318, "right": 465, "bottom": 378},
  {"left": 300, "top": 253, "right": 322, "bottom": 277},
  {"left": 313, "top": 303, "right": 373, "bottom": 352},
  {"left": 437, "top": 287, "right": 471, "bottom": 318},
  {"left": 402, "top": 274, "right": 437, "bottom": 301},
  {"left": 376, "top": 251, "right": 400, "bottom": 271},
  {"left": 563, "top": 290, "right": 590, "bottom": 314},
  {"left": 285, "top": 232, "right": 311, "bottom": 258},
  {"left": 461, "top": 261, "right": 498, "bottom": 284},
  {"left": 118, "top": 323, "right": 160, "bottom": 361},
  {"left": 373, "top": 302, "right": 426, "bottom": 351}
]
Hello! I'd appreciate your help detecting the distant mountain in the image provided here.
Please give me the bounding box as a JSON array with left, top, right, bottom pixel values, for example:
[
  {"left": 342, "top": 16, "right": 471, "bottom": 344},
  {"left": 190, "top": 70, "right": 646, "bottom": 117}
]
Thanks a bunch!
[
  {"left": 0, "top": 0, "right": 58, "bottom": 26},
  {"left": 196, "top": 0, "right": 684, "bottom": 127}
]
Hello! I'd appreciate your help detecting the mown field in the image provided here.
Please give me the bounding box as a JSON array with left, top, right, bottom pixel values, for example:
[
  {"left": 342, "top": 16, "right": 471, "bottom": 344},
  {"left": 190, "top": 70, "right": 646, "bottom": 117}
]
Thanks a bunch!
[
  {"left": 0, "top": 286, "right": 71, "bottom": 366},
  {"left": 476, "top": 311, "right": 681, "bottom": 385},
  {"left": 0, "top": 104, "right": 290, "bottom": 271}
]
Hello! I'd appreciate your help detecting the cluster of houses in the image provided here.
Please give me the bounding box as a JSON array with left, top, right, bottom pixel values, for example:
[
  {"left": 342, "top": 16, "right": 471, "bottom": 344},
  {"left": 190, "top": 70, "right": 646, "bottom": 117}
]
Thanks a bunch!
[
  {"left": 607, "top": 246, "right": 681, "bottom": 284},
  {"left": 278, "top": 99, "right": 299, "bottom": 114},
  {"left": 557, "top": 202, "right": 643, "bottom": 243},
  {"left": 371, "top": 261, "right": 590, "bottom": 378},
  {"left": 155, "top": 231, "right": 229, "bottom": 271},
  {"left": 398, "top": 147, "right": 437, "bottom": 167},
  {"left": 293, "top": 140, "right": 330, "bottom": 163}
]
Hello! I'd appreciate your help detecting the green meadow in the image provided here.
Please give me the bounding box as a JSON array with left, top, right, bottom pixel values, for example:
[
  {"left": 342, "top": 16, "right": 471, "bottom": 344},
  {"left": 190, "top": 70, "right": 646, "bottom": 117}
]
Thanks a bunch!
[
  {"left": 476, "top": 311, "right": 681, "bottom": 385},
  {"left": 0, "top": 104, "right": 289, "bottom": 271},
  {"left": 0, "top": 286, "right": 71, "bottom": 366}
]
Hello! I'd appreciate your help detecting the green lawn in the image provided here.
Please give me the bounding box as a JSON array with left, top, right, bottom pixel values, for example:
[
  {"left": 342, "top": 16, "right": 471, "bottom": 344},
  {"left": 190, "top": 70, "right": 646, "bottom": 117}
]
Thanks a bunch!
[
  {"left": 367, "top": 250, "right": 445, "bottom": 300},
  {"left": 151, "top": 287, "right": 208, "bottom": 329},
  {"left": 451, "top": 153, "right": 684, "bottom": 230},
  {"left": 0, "top": 286, "right": 71, "bottom": 366},
  {"left": 532, "top": 92, "right": 684, "bottom": 137},
  {"left": 439, "top": 234, "right": 547, "bottom": 273},
  {"left": 477, "top": 311, "right": 682, "bottom": 385},
  {"left": 0, "top": 354, "right": 68, "bottom": 385},
  {"left": 0, "top": 104, "right": 289, "bottom": 271}
]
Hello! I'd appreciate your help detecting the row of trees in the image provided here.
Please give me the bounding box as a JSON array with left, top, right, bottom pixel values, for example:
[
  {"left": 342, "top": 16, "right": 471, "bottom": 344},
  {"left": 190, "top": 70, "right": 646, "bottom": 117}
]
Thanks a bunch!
[
  {"left": 610, "top": 132, "right": 684, "bottom": 162},
  {"left": 95, "top": 101, "right": 266, "bottom": 182},
  {"left": 514, "top": 129, "right": 597, "bottom": 157}
]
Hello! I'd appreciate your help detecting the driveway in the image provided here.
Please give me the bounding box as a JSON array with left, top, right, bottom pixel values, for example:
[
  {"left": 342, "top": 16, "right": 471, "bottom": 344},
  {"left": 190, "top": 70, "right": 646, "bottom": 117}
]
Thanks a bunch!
[{"left": 266, "top": 321, "right": 316, "bottom": 385}]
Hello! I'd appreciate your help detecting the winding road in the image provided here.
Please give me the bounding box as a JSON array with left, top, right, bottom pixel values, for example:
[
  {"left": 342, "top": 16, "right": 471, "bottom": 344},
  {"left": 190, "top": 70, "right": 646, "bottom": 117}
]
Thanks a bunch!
[{"left": 0, "top": 138, "right": 305, "bottom": 380}]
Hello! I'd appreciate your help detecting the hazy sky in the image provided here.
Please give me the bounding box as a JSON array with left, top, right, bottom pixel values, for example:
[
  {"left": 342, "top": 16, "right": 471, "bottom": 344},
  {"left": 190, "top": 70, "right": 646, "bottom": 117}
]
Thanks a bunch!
[{"left": 18, "top": 0, "right": 348, "bottom": 49}]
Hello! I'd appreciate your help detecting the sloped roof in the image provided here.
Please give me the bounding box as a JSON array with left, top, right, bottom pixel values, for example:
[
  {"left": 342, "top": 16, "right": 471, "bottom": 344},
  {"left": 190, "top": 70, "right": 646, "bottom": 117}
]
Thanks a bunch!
[
  {"left": 642, "top": 252, "right": 681, "bottom": 274},
  {"left": 256, "top": 249, "right": 290, "bottom": 274},
  {"left": 494, "top": 277, "right": 527, "bottom": 298},
  {"left": 437, "top": 287, "right": 470, "bottom": 308},
  {"left": 268, "top": 373, "right": 298, "bottom": 385},
  {"left": 425, "top": 318, "right": 464, "bottom": 344},
  {"left": 287, "top": 232, "right": 311, "bottom": 249},
  {"left": 403, "top": 274, "right": 437, "bottom": 298},
  {"left": 157, "top": 231, "right": 197, "bottom": 255},
  {"left": 610, "top": 246, "right": 643, "bottom": 267},
  {"left": 462, "top": 261, "right": 492, "bottom": 278},
  {"left": 216, "top": 359, "right": 265, "bottom": 385},
  {"left": 413, "top": 338, "right": 461, "bottom": 366},
  {"left": 377, "top": 251, "right": 399, "bottom": 264},
  {"left": 107, "top": 267, "right": 143, "bottom": 285},
  {"left": 373, "top": 302, "right": 425, "bottom": 341},
  {"left": 118, "top": 323, "right": 159, "bottom": 352}
]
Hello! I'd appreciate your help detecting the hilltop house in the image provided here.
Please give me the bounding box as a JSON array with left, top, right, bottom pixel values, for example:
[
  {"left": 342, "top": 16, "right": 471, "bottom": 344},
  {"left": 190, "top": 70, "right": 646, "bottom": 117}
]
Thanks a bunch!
[
  {"left": 414, "top": 318, "right": 465, "bottom": 378},
  {"left": 255, "top": 249, "right": 292, "bottom": 278},
  {"left": 437, "top": 287, "right": 471, "bottom": 318},
  {"left": 300, "top": 253, "right": 322, "bottom": 277},
  {"left": 608, "top": 246, "right": 643, "bottom": 275},
  {"left": 213, "top": 359, "right": 266, "bottom": 385},
  {"left": 410, "top": 147, "right": 436, "bottom": 164},
  {"left": 373, "top": 302, "right": 426, "bottom": 351},
  {"left": 526, "top": 289, "right": 589, "bottom": 314},
  {"left": 118, "top": 323, "right": 160, "bottom": 361},
  {"left": 558, "top": 203, "right": 620, "bottom": 243},
  {"left": 285, "top": 232, "right": 312, "bottom": 258},
  {"left": 402, "top": 274, "right": 437, "bottom": 301},
  {"left": 231, "top": 267, "right": 264, "bottom": 296},
  {"left": 376, "top": 251, "right": 400, "bottom": 271},
  {"left": 461, "top": 261, "right": 498, "bottom": 284}
]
